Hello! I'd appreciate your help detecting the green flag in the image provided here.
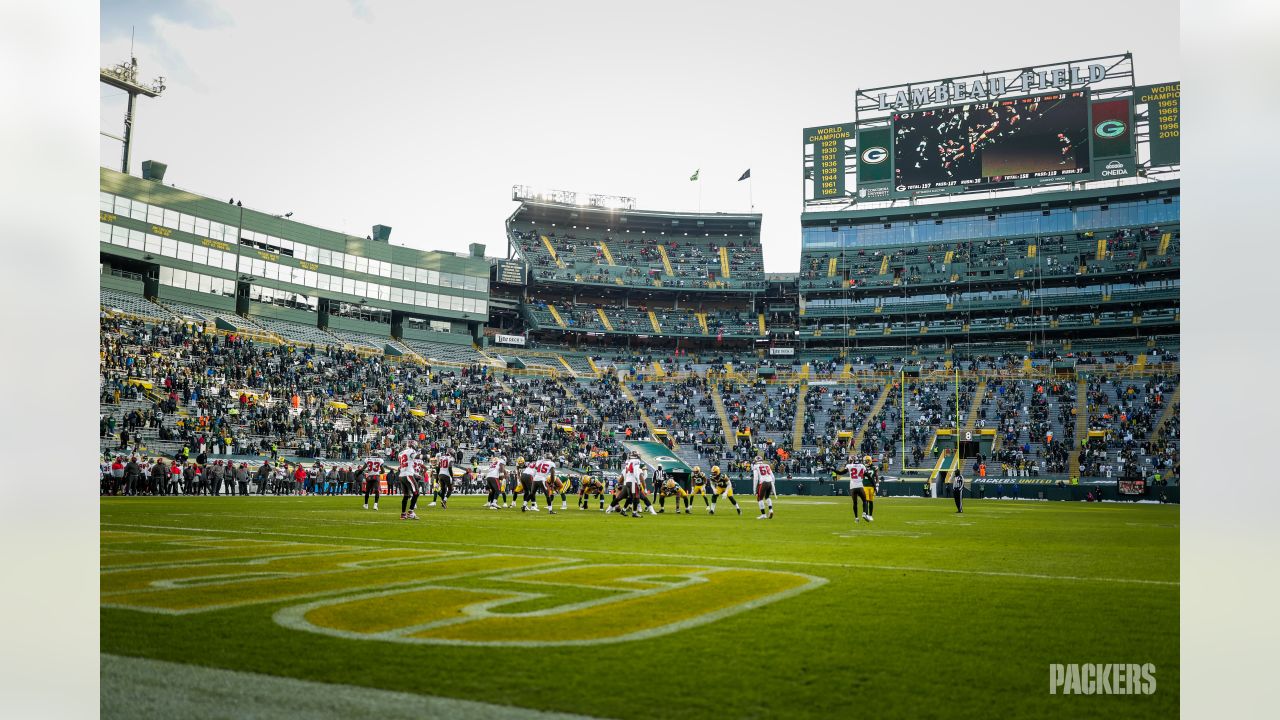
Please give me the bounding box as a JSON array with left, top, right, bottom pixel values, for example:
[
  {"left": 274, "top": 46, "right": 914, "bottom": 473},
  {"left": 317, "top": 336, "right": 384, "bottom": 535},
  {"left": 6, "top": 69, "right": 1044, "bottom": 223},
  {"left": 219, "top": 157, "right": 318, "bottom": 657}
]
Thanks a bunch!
[{"left": 689, "top": 169, "right": 699, "bottom": 181}]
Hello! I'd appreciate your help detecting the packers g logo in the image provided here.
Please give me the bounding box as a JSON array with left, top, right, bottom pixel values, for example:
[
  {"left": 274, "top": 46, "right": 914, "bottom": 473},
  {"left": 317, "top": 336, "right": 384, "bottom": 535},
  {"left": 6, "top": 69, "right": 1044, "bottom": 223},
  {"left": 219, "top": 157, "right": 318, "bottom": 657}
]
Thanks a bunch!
[
  {"left": 861, "top": 147, "right": 888, "bottom": 165},
  {"left": 1094, "top": 120, "right": 1127, "bottom": 139},
  {"left": 101, "top": 531, "right": 827, "bottom": 647}
]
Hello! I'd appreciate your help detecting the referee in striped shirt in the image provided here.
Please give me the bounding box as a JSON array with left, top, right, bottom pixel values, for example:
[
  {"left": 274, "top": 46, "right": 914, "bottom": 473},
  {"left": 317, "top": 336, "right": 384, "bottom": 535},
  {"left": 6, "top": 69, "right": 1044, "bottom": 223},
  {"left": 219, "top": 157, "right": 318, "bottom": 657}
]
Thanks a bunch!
[{"left": 951, "top": 469, "right": 965, "bottom": 514}]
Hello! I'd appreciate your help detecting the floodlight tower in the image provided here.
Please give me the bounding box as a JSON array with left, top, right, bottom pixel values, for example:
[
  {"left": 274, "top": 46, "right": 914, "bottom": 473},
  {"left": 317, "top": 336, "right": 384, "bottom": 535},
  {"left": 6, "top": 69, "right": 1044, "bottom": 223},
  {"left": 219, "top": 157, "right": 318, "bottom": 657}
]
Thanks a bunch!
[{"left": 99, "top": 56, "right": 165, "bottom": 175}]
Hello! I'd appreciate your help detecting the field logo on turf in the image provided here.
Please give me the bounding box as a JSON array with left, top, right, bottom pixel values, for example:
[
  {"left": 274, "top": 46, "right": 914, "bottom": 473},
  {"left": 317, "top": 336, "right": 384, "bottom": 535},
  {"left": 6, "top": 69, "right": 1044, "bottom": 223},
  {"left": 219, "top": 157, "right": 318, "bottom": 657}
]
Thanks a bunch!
[
  {"left": 274, "top": 563, "right": 826, "bottom": 647},
  {"left": 1049, "top": 664, "right": 1156, "bottom": 695},
  {"left": 101, "top": 532, "right": 827, "bottom": 646}
]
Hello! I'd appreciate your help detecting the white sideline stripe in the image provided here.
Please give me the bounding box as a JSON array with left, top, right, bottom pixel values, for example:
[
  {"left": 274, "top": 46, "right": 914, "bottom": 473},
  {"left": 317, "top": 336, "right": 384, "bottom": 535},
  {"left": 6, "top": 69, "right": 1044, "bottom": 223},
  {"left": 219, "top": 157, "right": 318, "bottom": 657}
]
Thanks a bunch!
[
  {"left": 102, "top": 522, "right": 1178, "bottom": 587},
  {"left": 100, "top": 654, "right": 601, "bottom": 720}
]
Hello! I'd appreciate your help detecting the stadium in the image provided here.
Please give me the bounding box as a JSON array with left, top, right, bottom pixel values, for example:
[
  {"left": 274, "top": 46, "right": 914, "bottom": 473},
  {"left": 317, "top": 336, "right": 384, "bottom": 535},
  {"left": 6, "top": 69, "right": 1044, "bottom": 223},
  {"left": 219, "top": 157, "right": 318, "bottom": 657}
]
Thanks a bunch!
[{"left": 96, "top": 31, "right": 1181, "bottom": 720}]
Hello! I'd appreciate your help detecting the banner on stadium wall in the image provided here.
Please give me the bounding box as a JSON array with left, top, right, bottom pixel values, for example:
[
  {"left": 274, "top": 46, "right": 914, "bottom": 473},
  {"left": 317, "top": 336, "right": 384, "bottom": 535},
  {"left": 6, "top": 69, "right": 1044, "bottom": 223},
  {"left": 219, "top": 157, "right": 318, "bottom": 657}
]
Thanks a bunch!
[
  {"left": 1136, "top": 81, "right": 1180, "bottom": 166},
  {"left": 1090, "top": 98, "right": 1134, "bottom": 159},
  {"left": 495, "top": 334, "right": 526, "bottom": 346},
  {"left": 769, "top": 347, "right": 796, "bottom": 356},
  {"left": 622, "top": 441, "right": 693, "bottom": 478},
  {"left": 855, "top": 127, "right": 893, "bottom": 200}
]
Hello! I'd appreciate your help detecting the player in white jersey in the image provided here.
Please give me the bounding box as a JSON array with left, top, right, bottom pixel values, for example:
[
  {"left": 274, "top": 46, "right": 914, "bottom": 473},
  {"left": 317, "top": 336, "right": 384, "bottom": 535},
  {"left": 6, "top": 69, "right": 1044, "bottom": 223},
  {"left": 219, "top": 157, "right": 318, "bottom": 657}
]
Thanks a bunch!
[
  {"left": 517, "top": 458, "right": 537, "bottom": 511},
  {"left": 483, "top": 453, "right": 506, "bottom": 509},
  {"left": 360, "top": 455, "right": 385, "bottom": 510},
  {"left": 397, "top": 442, "right": 421, "bottom": 520},
  {"left": 432, "top": 449, "right": 455, "bottom": 509},
  {"left": 607, "top": 452, "right": 656, "bottom": 517},
  {"left": 527, "top": 457, "right": 558, "bottom": 514},
  {"left": 845, "top": 454, "right": 872, "bottom": 523},
  {"left": 751, "top": 454, "right": 776, "bottom": 520}
]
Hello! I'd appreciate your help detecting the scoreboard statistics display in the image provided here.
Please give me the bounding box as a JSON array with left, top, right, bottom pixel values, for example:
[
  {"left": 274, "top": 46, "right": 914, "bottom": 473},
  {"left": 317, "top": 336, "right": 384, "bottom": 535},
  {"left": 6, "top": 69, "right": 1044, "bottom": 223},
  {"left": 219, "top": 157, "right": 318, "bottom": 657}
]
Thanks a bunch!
[
  {"left": 892, "top": 91, "right": 1091, "bottom": 195},
  {"left": 496, "top": 260, "right": 526, "bottom": 286}
]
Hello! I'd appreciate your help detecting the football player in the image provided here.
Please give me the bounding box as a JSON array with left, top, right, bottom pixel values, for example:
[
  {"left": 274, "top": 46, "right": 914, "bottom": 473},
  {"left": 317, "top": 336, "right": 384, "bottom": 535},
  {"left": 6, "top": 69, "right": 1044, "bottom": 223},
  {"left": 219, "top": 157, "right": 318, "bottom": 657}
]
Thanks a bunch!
[
  {"left": 845, "top": 454, "right": 870, "bottom": 523},
  {"left": 360, "top": 453, "right": 384, "bottom": 510},
  {"left": 578, "top": 473, "right": 606, "bottom": 510},
  {"left": 607, "top": 451, "right": 649, "bottom": 517},
  {"left": 483, "top": 452, "right": 506, "bottom": 509},
  {"left": 432, "top": 447, "right": 455, "bottom": 510},
  {"left": 861, "top": 456, "right": 879, "bottom": 521},
  {"left": 397, "top": 440, "right": 421, "bottom": 520},
  {"left": 555, "top": 471, "right": 574, "bottom": 511},
  {"left": 751, "top": 454, "right": 776, "bottom": 520},
  {"left": 657, "top": 477, "right": 691, "bottom": 514},
  {"left": 518, "top": 457, "right": 538, "bottom": 511},
  {"left": 528, "top": 456, "right": 558, "bottom": 514},
  {"left": 708, "top": 465, "right": 742, "bottom": 515},
  {"left": 689, "top": 465, "right": 712, "bottom": 510}
]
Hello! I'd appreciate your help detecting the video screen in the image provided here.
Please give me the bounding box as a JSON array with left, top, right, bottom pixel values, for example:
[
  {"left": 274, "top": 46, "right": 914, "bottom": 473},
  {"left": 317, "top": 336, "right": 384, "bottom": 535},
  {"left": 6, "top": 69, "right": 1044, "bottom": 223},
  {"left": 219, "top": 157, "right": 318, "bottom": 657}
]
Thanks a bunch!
[{"left": 893, "top": 91, "right": 1090, "bottom": 193}]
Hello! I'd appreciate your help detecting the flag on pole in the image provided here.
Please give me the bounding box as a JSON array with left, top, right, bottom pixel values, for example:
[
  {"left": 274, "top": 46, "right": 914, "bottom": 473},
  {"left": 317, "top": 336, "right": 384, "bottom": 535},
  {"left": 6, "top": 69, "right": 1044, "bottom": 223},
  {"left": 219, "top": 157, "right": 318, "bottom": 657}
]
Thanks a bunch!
[
  {"left": 689, "top": 169, "right": 700, "bottom": 181},
  {"left": 738, "top": 169, "right": 751, "bottom": 181}
]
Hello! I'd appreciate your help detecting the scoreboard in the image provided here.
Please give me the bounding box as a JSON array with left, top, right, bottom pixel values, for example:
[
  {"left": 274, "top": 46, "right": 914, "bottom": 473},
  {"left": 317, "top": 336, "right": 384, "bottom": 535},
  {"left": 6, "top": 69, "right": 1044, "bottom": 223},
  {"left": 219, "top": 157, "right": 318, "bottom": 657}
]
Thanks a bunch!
[
  {"left": 802, "top": 55, "right": 1176, "bottom": 207},
  {"left": 892, "top": 91, "right": 1092, "bottom": 195}
]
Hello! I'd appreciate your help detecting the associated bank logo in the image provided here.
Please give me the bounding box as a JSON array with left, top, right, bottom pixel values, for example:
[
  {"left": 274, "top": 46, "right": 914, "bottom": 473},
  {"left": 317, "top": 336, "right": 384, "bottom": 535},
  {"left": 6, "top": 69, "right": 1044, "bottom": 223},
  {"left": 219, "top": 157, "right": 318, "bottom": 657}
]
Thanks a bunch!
[
  {"left": 1101, "top": 160, "right": 1130, "bottom": 177},
  {"left": 1050, "top": 663, "right": 1156, "bottom": 695},
  {"left": 860, "top": 146, "right": 888, "bottom": 165},
  {"left": 1095, "top": 119, "right": 1127, "bottom": 138}
]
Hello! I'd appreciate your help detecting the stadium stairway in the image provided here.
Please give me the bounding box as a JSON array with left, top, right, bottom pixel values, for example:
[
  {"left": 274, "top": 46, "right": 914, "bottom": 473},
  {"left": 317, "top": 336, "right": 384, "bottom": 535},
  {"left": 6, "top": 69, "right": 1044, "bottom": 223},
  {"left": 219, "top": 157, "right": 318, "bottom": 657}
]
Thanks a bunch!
[
  {"left": 879, "top": 255, "right": 890, "bottom": 275},
  {"left": 555, "top": 376, "right": 596, "bottom": 420},
  {"left": 719, "top": 247, "right": 731, "bottom": 278},
  {"left": 555, "top": 356, "right": 577, "bottom": 377},
  {"left": 695, "top": 312, "right": 709, "bottom": 335},
  {"left": 1068, "top": 382, "right": 1090, "bottom": 480},
  {"left": 963, "top": 380, "right": 989, "bottom": 432},
  {"left": 840, "top": 363, "right": 853, "bottom": 382},
  {"left": 619, "top": 381, "right": 674, "bottom": 448},
  {"left": 648, "top": 311, "right": 662, "bottom": 334},
  {"left": 1151, "top": 384, "right": 1181, "bottom": 443},
  {"left": 710, "top": 382, "right": 737, "bottom": 448},
  {"left": 758, "top": 313, "right": 766, "bottom": 335},
  {"left": 929, "top": 448, "right": 959, "bottom": 486},
  {"left": 546, "top": 304, "right": 567, "bottom": 328},
  {"left": 853, "top": 382, "right": 893, "bottom": 453},
  {"left": 656, "top": 245, "right": 675, "bottom": 276},
  {"left": 596, "top": 308, "right": 614, "bottom": 332},
  {"left": 650, "top": 362, "right": 665, "bottom": 378},
  {"left": 827, "top": 257, "right": 838, "bottom": 277},
  {"left": 598, "top": 239, "right": 616, "bottom": 265},
  {"left": 791, "top": 381, "right": 810, "bottom": 451},
  {"left": 540, "top": 235, "right": 565, "bottom": 268},
  {"left": 586, "top": 357, "right": 601, "bottom": 376},
  {"left": 387, "top": 339, "right": 427, "bottom": 365}
]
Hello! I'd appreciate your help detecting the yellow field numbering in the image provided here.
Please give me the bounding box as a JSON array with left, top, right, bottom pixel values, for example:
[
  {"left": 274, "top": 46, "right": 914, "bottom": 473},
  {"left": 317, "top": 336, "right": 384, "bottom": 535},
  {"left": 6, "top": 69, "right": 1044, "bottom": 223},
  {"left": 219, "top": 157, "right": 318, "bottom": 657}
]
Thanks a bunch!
[{"left": 102, "top": 530, "right": 826, "bottom": 645}]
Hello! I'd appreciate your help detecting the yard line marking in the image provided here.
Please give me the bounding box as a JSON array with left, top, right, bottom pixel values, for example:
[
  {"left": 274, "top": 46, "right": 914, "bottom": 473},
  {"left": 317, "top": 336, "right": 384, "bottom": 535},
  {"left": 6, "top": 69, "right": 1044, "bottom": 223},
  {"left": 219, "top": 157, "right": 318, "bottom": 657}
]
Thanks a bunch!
[{"left": 102, "top": 522, "right": 1179, "bottom": 587}]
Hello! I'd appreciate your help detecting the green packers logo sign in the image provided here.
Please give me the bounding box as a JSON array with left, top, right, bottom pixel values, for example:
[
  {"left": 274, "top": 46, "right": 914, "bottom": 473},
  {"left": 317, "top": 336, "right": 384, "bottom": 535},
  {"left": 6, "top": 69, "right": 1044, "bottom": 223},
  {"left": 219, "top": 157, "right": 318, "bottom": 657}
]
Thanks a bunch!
[
  {"left": 860, "top": 147, "right": 888, "bottom": 165},
  {"left": 1094, "top": 119, "right": 1127, "bottom": 139}
]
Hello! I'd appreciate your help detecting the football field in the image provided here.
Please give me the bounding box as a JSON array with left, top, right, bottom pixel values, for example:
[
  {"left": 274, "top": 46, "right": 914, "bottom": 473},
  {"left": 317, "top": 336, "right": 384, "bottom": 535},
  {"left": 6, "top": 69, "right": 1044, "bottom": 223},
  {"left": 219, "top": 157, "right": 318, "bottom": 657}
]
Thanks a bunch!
[{"left": 100, "top": 494, "right": 1179, "bottom": 719}]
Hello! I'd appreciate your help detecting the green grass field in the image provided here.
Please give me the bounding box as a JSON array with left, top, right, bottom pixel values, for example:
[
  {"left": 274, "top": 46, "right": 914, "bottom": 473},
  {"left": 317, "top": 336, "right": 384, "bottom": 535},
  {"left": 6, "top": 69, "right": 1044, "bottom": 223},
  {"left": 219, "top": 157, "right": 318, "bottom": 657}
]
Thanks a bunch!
[{"left": 101, "top": 494, "right": 1179, "bottom": 719}]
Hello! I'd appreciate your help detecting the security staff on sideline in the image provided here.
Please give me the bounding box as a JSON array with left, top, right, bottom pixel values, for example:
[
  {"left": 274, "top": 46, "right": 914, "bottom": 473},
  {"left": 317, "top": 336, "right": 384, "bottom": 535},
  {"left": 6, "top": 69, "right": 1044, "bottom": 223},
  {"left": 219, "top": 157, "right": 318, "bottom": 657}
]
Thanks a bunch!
[{"left": 952, "top": 469, "right": 965, "bottom": 514}]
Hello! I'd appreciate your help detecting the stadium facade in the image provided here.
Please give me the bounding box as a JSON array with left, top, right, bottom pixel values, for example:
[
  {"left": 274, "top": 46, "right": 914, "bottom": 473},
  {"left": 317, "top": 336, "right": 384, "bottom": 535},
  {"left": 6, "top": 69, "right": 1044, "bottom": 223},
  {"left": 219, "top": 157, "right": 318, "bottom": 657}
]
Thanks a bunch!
[{"left": 99, "top": 55, "right": 1179, "bottom": 498}]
